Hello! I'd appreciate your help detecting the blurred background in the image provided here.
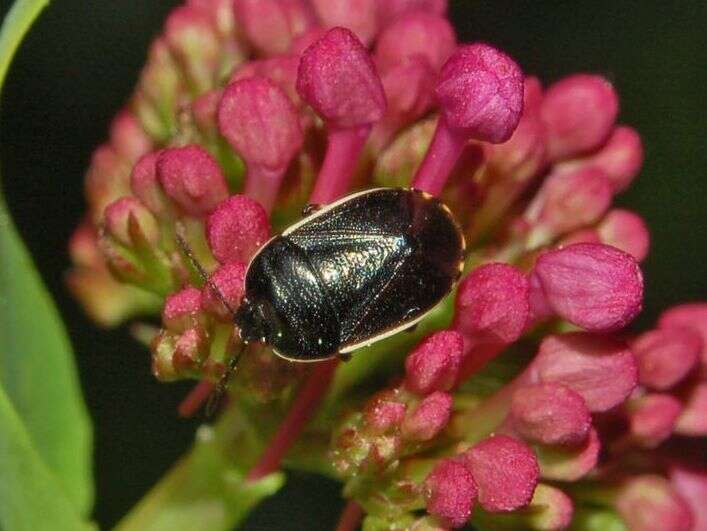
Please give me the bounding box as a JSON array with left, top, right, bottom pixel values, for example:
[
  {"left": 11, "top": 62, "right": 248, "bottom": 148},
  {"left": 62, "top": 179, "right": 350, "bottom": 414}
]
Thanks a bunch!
[{"left": 0, "top": 1, "right": 705, "bottom": 529}]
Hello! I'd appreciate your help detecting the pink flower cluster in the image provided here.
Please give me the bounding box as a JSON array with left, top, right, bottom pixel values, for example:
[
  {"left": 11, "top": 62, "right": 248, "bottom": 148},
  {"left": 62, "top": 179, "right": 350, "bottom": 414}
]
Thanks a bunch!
[{"left": 67, "top": 1, "right": 706, "bottom": 529}]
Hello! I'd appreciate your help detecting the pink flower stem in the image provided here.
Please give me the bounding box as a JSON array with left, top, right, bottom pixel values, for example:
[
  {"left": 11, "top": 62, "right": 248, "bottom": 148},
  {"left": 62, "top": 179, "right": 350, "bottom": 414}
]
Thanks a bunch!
[
  {"left": 247, "top": 359, "right": 338, "bottom": 480},
  {"left": 411, "top": 117, "right": 468, "bottom": 196},
  {"left": 335, "top": 500, "right": 364, "bottom": 531},
  {"left": 178, "top": 380, "right": 214, "bottom": 417},
  {"left": 244, "top": 165, "right": 287, "bottom": 213},
  {"left": 309, "top": 125, "right": 370, "bottom": 204}
]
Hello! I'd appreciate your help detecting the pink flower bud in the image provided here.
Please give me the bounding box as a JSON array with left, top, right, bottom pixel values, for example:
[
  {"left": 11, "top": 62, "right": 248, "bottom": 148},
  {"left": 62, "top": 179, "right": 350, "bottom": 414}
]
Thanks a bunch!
[
  {"left": 485, "top": 85, "right": 547, "bottom": 179},
  {"left": 201, "top": 262, "right": 247, "bottom": 321},
  {"left": 658, "top": 303, "right": 707, "bottom": 368},
  {"left": 533, "top": 333, "right": 637, "bottom": 412},
  {"left": 69, "top": 221, "right": 101, "bottom": 268},
  {"left": 219, "top": 77, "right": 303, "bottom": 169},
  {"left": 104, "top": 197, "right": 160, "bottom": 246},
  {"left": 540, "top": 74, "right": 619, "bottom": 161},
  {"left": 402, "top": 391, "right": 453, "bottom": 441},
  {"left": 529, "top": 243, "right": 643, "bottom": 332},
  {"left": 530, "top": 167, "right": 614, "bottom": 238},
  {"left": 671, "top": 466, "right": 707, "bottom": 531},
  {"left": 234, "top": 0, "right": 315, "bottom": 56},
  {"left": 229, "top": 56, "right": 301, "bottom": 109},
  {"left": 435, "top": 44, "right": 524, "bottom": 143},
  {"left": 454, "top": 263, "right": 529, "bottom": 344},
  {"left": 130, "top": 151, "right": 169, "bottom": 215},
  {"left": 510, "top": 383, "right": 591, "bottom": 446},
  {"left": 163, "top": 5, "right": 220, "bottom": 93},
  {"left": 206, "top": 195, "right": 270, "bottom": 264},
  {"left": 375, "top": 11, "right": 456, "bottom": 72},
  {"left": 597, "top": 209, "right": 650, "bottom": 262},
  {"left": 424, "top": 459, "right": 477, "bottom": 528},
  {"left": 163, "top": 287, "right": 203, "bottom": 332},
  {"left": 629, "top": 393, "right": 682, "bottom": 447},
  {"left": 377, "top": 0, "right": 448, "bottom": 29},
  {"left": 156, "top": 145, "right": 229, "bottom": 216},
  {"left": 616, "top": 475, "right": 694, "bottom": 531},
  {"left": 289, "top": 26, "right": 326, "bottom": 56},
  {"left": 631, "top": 328, "right": 701, "bottom": 391},
  {"left": 191, "top": 89, "right": 222, "bottom": 137},
  {"left": 461, "top": 435, "right": 539, "bottom": 512},
  {"left": 527, "top": 484, "right": 574, "bottom": 531},
  {"left": 109, "top": 109, "right": 152, "bottom": 163},
  {"left": 84, "top": 144, "right": 131, "bottom": 220},
  {"left": 405, "top": 331, "right": 464, "bottom": 394},
  {"left": 676, "top": 382, "right": 707, "bottom": 436},
  {"left": 297, "top": 27, "right": 386, "bottom": 129},
  {"left": 310, "top": 0, "right": 378, "bottom": 45},
  {"left": 535, "top": 427, "right": 600, "bottom": 481},
  {"left": 579, "top": 125, "right": 644, "bottom": 192},
  {"left": 218, "top": 77, "right": 303, "bottom": 210},
  {"left": 364, "top": 392, "right": 407, "bottom": 433},
  {"left": 173, "top": 327, "right": 209, "bottom": 371}
]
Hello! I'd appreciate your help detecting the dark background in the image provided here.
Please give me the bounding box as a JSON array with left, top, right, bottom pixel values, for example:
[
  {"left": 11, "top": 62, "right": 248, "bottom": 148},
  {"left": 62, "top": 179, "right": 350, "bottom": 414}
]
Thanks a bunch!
[{"left": 0, "top": 1, "right": 705, "bottom": 529}]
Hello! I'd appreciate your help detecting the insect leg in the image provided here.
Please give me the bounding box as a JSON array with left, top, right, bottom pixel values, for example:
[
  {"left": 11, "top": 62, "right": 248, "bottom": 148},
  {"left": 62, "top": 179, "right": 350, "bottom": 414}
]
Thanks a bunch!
[
  {"left": 175, "top": 222, "right": 236, "bottom": 316},
  {"left": 205, "top": 339, "right": 247, "bottom": 417}
]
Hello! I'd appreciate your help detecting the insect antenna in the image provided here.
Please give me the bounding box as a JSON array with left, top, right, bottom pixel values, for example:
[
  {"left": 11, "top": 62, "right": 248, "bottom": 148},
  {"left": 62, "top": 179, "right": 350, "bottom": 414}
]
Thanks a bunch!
[
  {"left": 174, "top": 223, "right": 236, "bottom": 315},
  {"left": 205, "top": 340, "right": 246, "bottom": 417}
]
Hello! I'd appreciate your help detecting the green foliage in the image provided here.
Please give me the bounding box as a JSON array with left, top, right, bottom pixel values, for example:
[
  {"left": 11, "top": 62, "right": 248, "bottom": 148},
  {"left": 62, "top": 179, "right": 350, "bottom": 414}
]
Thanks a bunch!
[{"left": 0, "top": 1, "right": 94, "bottom": 528}]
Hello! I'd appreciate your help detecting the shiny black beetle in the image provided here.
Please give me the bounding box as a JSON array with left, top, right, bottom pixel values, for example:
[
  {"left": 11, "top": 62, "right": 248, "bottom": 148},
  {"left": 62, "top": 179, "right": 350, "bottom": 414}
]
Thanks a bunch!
[{"left": 233, "top": 187, "right": 465, "bottom": 362}]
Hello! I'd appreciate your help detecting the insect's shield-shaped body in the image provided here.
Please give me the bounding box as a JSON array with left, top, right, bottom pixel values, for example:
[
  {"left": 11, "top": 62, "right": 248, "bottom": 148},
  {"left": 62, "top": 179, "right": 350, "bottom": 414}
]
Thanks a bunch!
[{"left": 235, "top": 188, "right": 465, "bottom": 361}]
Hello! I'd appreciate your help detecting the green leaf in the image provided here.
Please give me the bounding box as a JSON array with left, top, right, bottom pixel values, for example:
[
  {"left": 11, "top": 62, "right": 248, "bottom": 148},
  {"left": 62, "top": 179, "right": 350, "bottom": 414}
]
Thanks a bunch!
[
  {"left": 0, "top": 386, "right": 94, "bottom": 531},
  {"left": 0, "top": 0, "right": 94, "bottom": 522},
  {"left": 116, "top": 408, "right": 284, "bottom": 531}
]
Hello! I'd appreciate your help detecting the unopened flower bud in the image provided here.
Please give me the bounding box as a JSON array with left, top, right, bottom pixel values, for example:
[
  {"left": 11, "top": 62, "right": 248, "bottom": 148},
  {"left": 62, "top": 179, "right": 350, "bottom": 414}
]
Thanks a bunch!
[
  {"left": 540, "top": 74, "right": 618, "bottom": 161},
  {"left": 375, "top": 11, "right": 456, "bottom": 72},
  {"left": 405, "top": 331, "right": 463, "bottom": 394},
  {"left": 297, "top": 27, "right": 386, "bottom": 129},
  {"left": 510, "top": 383, "right": 591, "bottom": 446},
  {"left": 436, "top": 44, "right": 524, "bottom": 144},
  {"left": 84, "top": 144, "right": 131, "bottom": 220},
  {"left": 526, "top": 484, "right": 574, "bottom": 531},
  {"left": 310, "top": 0, "right": 378, "bottom": 45},
  {"left": 164, "top": 5, "right": 220, "bottom": 94},
  {"left": 206, "top": 195, "right": 270, "bottom": 264},
  {"left": 628, "top": 393, "right": 682, "bottom": 447},
  {"left": 461, "top": 435, "right": 539, "bottom": 512},
  {"left": 130, "top": 151, "right": 170, "bottom": 215},
  {"left": 234, "top": 0, "right": 314, "bottom": 56},
  {"left": 675, "top": 382, "right": 707, "bottom": 436},
  {"left": 658, "top": 303, "right": 707, "bottom": 369},
  {"left": 377, "top": 0, "right": 448, "bottom": 28},
  {"left": 229, "top": 56, "right": 301, "bottom": 108},
  {"left": 104, "top": 197, "right": 160, "bottom": 246},
  {"left": 597, "top": 208, "right": 650, "bottom": 262},
  {"left": 454, "top": 263, "right": 529, "bottom": 344},
  {"left": 201, "top": 262, "right": 247, "bottom": 321},
  {"left": 616, "top": 475, "right": 694, "bottom": 531},
  {"left": 402, "top": 391, "right": 453, "bottom": 441},
  {"left": 567, "top": 125, "right": 644, "bottom": 192},
  {"left": 528, "top": 167, "right": 613, "bottom": 239},
  {"left": 191, "top": 89, "right": 222, "bottom": 139},
  {"left": 218, "top": 77, "right": 303, "bottom": 210},
  {"left": 631, "top": 328, "right": 701, "bottom": 391},
  {"left": 533, "top": 333, "right": 637, "bottom": 412},
  {"left": 109, "top": 109, "right": 153, "bottom": 163},
  {"left": 173, "top": 327, "right": 209, "bottom": 372},
  {"left": 162, "top": 286, "right": 203, "bottom": 332},
  {"left": 424, "top": 459, "right": 477, "bottom": 528},
  {"left": 534, "top": 428, "right": 600, "bottom": 481},
  {"left": 529, "top": 243, "right": 643, "bottom": 332},
  {"left": 156, "top": 145, "right": 229, "bottom": 216},
  {"left": 670, "top": 466, "right": 707, "bottom": 531},
  {"left": 151, "top": 331, "right": 179, "bottom": 381},
  {"left": 363, "top": 392, "right": 407, "bottom": 434}
]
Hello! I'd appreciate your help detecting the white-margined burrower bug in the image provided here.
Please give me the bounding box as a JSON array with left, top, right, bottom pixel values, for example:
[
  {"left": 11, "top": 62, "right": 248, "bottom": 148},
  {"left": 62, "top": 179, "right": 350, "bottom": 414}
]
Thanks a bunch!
[{"left": 178, "top": 187, "right": 465, "bottom": 411}]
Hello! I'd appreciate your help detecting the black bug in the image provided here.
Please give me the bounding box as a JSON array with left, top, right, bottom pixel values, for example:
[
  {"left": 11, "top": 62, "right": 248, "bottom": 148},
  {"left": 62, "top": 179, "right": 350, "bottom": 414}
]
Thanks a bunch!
[
  {"left": 178, "top": 187, "right": 465, "bottom": 413},
  {"left": 234, "top": 187, "right": 465, "bottom": 361}
]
